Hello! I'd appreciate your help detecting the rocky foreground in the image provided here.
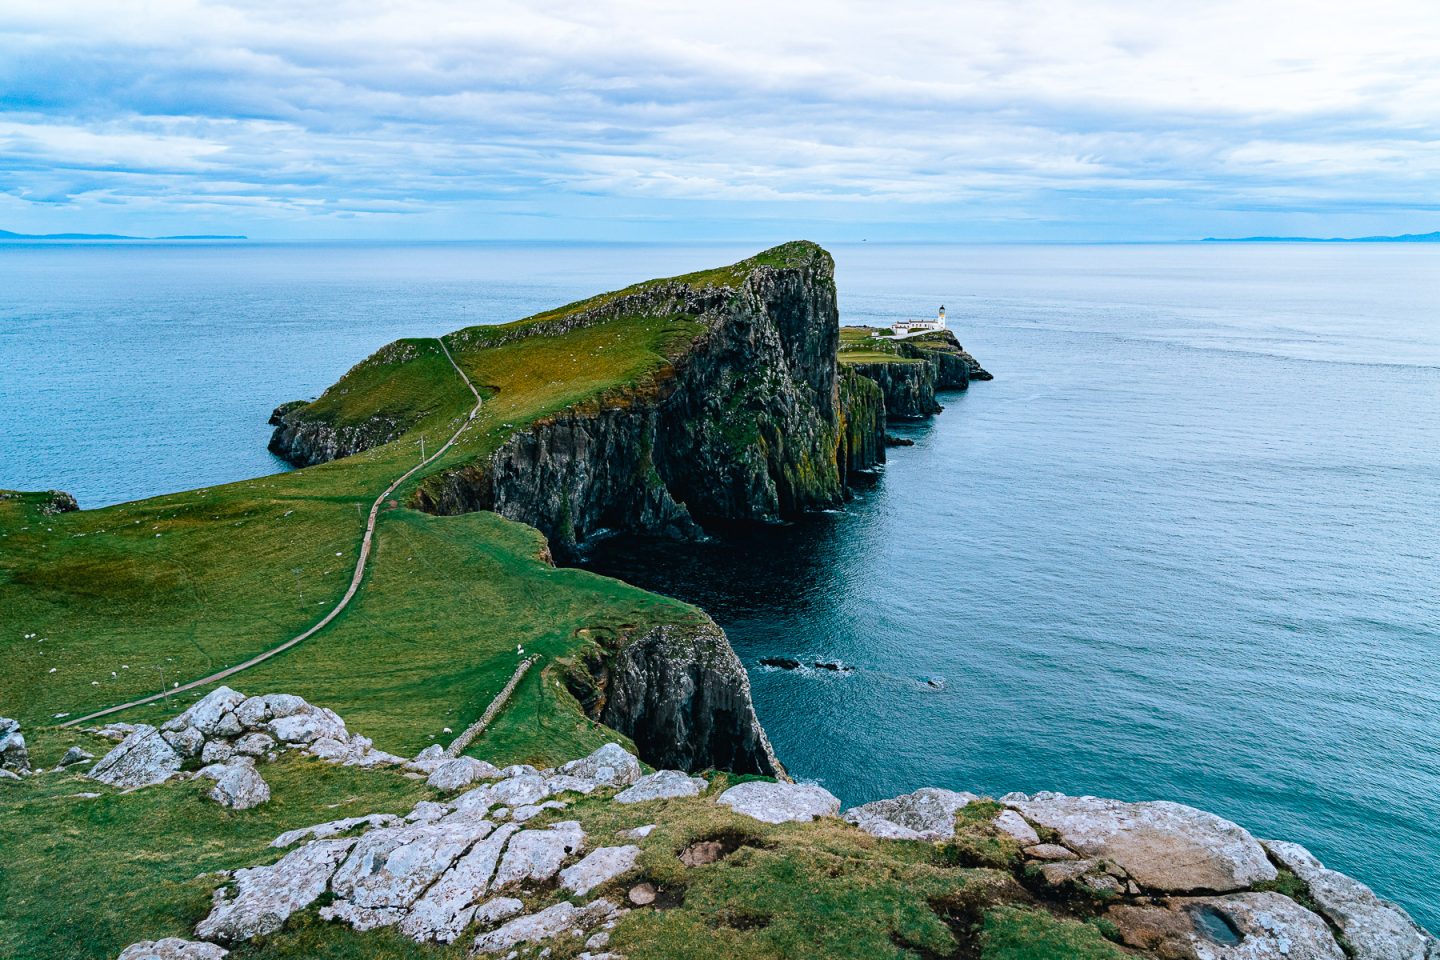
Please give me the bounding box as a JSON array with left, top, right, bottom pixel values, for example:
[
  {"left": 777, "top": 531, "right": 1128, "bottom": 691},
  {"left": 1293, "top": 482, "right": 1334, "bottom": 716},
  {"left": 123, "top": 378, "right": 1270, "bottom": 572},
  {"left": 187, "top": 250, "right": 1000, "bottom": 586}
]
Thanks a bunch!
[{"left": 23, "top": 688, "right": 1429, "bottom": 960}]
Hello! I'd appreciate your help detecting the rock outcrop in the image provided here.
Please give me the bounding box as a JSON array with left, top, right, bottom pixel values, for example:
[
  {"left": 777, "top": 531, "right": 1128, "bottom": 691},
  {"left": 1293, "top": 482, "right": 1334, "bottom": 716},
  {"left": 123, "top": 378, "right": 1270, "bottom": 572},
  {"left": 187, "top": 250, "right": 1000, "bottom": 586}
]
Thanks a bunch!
[
  {"left": 1003, "top": 793, "right": 1276, "bottom": 893},
  {"left": 843, "top": 787, "right": 979, "bottom": 841},
  {"left": 717, "top": 780, "right": 840, "bottom": 824},
  {"left": 565, "top": 621, "right": 782, "bottom": 776},
  {"left": 86, "top": 724, "right": 182, "bottom": 789},
  {"left": 843, "top": 359, "right": 941, "bottom": 419},
  {"left": 0, "top": 717, "right": 31, "bottom": 775}
]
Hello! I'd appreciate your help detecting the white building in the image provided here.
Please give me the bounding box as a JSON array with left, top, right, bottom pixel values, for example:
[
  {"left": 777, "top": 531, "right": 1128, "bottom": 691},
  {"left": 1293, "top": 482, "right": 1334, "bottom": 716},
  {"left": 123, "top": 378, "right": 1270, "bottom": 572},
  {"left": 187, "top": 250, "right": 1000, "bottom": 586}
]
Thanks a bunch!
[{"left": 889, "top": 305, "right": 947, "bottom": 338}]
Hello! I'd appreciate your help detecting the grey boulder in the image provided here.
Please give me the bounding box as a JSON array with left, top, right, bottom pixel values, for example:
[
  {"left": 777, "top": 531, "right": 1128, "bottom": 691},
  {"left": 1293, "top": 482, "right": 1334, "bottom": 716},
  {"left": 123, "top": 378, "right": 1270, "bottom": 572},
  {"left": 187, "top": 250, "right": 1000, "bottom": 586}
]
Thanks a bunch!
[
  {"left": 717, "top": 780, "right": 840, "bottom": 824},
  {"left": 842, "top": 787, "right": 978, "bottom": 841},
  {"left": 195, "top": 757, "right": 270, "bottom": 810},
  {"left": 88, "top": 725, "right": 182, "bottom": 789},
  {"left": 161, "top": 686, "right": 246, "bottom": 737},
  {"left": 1263, "top": 840, "right": 1438, "bottom": 960},
  {"left": 330, "top": 816, "right": 495, "bottom": 910},
  {"left": 399, "top": 823, "right": 522, "bottom": 943},
  {"left": 1006, "top": 794, "right": 1276, "bottom": 892},
  {"left": 555, "top": 743, "right": 641, "bottom": 788},
  {"left": 0, "top": 719, "right": 31, "bottom": 774},
  {"left": 116, "top": 938, "right": 229, "bottom": 959},
  {"left": 58, "top": 746, "right": 95, "bottom": 769},
  {"left": 426, "top": 756, "right": 501, "bottom": 792},
  {"left": 615, "top": 770, "right": 707, "bottom": 804},
  {"left": 471, "top": 899, "right": 619, "bottom": 954}
]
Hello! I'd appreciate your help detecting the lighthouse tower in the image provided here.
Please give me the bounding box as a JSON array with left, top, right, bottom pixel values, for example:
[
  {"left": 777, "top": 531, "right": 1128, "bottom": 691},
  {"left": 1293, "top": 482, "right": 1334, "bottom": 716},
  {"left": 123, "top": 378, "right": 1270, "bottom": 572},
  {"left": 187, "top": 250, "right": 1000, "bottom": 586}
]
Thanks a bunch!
[{"left": 936, "top": 305, "right": 947, "bottom": 329}]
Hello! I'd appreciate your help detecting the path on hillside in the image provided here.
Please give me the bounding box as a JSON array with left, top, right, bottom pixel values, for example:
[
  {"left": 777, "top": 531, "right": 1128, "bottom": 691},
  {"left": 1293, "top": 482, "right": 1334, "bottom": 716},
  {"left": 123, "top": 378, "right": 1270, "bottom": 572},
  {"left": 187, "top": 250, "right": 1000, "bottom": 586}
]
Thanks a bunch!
[{"left": 62, "top": 338, "right": 483, "bottom": 728}]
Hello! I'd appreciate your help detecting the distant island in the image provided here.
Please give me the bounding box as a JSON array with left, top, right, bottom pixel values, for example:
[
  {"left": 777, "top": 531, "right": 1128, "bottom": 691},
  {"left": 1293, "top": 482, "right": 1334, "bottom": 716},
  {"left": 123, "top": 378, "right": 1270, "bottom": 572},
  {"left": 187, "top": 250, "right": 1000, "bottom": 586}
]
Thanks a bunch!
[
  {"left": 1204, "top": 230, "right": 1440, "bottom": 243},
  {"left": 0, "top": 229, "right": 246, "bottom": 240}
]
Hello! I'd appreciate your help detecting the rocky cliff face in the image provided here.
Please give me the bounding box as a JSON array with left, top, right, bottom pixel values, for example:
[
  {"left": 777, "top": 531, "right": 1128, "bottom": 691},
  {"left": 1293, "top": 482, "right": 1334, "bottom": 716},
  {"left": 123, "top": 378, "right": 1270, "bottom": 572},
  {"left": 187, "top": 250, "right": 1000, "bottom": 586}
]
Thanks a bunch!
[
  {"left": 844, "top": 359, "right": 942, "bottom": 419},
  {"left": 268, "top": 411, "right": 409, "bottom": 467},
  {"left": 415, "top": 243, "right": 849, "bottom": 557},
  {"left": 836, "top": 368, "right": 886, "bottom": 484},
  {"left": 564, "top": 620, "right": 782, "bottom": 777}
]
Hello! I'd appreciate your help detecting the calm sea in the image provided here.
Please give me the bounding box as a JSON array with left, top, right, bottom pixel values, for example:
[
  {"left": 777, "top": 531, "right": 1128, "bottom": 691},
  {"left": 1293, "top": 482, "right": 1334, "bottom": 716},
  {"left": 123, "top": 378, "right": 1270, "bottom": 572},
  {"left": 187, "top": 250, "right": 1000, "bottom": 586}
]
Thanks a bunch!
[{"left": 3, "top": 241, "right": 1437, "bottom": 928}]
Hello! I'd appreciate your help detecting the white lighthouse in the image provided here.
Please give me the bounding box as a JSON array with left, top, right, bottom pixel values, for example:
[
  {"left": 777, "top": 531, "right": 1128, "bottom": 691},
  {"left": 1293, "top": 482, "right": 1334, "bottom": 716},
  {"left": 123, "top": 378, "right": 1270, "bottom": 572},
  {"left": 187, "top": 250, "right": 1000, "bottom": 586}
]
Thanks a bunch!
[{"left": 889, "top": 305, "right": 948, "bottom": 338}]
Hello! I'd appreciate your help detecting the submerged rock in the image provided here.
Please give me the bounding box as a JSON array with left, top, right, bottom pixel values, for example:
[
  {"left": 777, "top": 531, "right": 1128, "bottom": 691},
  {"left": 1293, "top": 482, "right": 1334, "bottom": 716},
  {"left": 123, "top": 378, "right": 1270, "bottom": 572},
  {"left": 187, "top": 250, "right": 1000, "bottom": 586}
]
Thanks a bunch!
[
  {"left": 88, "top": 725, "right": 182, "bottom": 789},
  {"left": 717, "top": 780, "right": 840, "bottom": 824},
  {"left": 759, "top": 657, "right": 803, "bottom": 670},
  {"left": 1263, "top": 840, "right": 1439, "bottom": 960},
  {"left": 1006, "top": 794, "right": 1276, "bottom": 892},
  {"left": 842, "top": 787, "right": 977, "bottom": 841}
]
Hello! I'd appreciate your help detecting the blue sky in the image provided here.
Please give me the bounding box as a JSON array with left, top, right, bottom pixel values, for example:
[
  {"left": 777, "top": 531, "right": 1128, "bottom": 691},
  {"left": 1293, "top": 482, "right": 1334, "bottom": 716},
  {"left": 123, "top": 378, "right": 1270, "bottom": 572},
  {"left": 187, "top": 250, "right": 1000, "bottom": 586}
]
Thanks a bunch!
[{"left": 2, "top": 0, "right": 1438, "bottom": 241}]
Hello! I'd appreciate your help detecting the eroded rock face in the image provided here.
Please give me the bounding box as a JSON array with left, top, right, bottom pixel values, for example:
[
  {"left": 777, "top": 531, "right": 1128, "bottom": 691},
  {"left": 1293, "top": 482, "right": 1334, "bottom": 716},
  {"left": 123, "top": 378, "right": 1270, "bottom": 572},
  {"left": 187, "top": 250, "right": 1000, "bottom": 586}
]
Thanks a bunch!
[
  {"left": 574, "top": 621, "right": 782, "bottom": 776},
  {"left": 87, "top": 725, "right": 182, "bottom": 789},
  {"left": 116, "top": 938, "right": 229, "bottom": 960},
  {"left": 844, "top": 359, "right": 940, "bottom": 419},
  {"left": 614, "top": 770, "right": 707, "bottom": 804},
  {"left": 717, "top": 780, "right": 840, "bottom": 824},
  {"left": 162, "top": 687, "right": 246, "bottom": 738},
  {"left": 399, "top": 823, "right": 522, "bottom": 944},
  {"left": 195, "top": 757, "right": 270, "bottom": 810},
  {"left": 1006, "top": 794, "right": 1276, "bottom": 892},
  {"left": 842, "top": 787, "right": 978, "bottom": 841},
  {"left": 196, "top": 837, "right": 357, "bottom": 942},
  {"left": 1263, "top": 840, "right": 1439, "bottom": 960},
  {"left": 1107, "top": 892, "right": 1345, "bottom": 960}
]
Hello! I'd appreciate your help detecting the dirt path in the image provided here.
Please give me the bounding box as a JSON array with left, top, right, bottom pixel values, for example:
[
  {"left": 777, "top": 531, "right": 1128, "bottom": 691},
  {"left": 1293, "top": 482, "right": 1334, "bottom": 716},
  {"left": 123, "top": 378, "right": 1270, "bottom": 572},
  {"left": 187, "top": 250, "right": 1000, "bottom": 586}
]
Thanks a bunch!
[{"left": 61, "top": 337, "right": 483, "bottom": 728}]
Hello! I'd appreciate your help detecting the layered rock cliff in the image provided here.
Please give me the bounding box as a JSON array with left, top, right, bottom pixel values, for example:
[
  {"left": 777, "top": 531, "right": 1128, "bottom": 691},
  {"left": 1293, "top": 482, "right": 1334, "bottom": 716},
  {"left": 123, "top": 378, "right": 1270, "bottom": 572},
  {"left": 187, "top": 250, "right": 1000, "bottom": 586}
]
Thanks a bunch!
[
  {"left": 414, "top": 242, "right": 854, "bottom": 556},
  {"left": 562, "top": 620, "right": 781, "bottom": 777},
  {"left": 842, "top": 358, "right": 942, "bottom": 419}
]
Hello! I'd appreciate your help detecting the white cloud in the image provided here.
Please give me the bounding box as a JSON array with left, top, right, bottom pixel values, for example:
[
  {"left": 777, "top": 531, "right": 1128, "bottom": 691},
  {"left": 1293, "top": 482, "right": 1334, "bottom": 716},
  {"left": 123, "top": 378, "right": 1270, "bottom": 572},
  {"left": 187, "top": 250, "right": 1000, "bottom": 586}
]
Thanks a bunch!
[{"left": 1, "top": 0, "right": 1438, "bottom": 237}]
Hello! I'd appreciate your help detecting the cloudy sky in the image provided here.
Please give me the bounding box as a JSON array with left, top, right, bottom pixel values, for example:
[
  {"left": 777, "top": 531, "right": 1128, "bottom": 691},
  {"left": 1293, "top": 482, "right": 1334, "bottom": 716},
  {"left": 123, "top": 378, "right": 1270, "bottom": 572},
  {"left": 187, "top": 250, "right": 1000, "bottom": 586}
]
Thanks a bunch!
[{"left": 2, "top": 0, "right": 1438, "bottom": 241}]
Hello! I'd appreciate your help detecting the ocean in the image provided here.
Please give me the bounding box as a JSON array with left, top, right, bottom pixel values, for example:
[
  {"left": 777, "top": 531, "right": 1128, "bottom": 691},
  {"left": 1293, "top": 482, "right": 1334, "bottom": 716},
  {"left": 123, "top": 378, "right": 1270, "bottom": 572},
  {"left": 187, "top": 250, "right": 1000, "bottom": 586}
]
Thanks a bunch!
[{"left": 2, "top": 240, "right": 1437, "bottom": 928}]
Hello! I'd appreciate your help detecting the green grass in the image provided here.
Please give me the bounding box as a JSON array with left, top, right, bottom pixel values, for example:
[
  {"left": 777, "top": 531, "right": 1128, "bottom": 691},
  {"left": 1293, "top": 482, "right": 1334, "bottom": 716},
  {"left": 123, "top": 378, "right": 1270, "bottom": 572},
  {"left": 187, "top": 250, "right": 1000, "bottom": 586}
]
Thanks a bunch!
[
  {"left": 979, "top": 907, "right": 1131, "bottom": 960},
  {"left": 838, "top": 351, "right": 925, "bottom": 365}
]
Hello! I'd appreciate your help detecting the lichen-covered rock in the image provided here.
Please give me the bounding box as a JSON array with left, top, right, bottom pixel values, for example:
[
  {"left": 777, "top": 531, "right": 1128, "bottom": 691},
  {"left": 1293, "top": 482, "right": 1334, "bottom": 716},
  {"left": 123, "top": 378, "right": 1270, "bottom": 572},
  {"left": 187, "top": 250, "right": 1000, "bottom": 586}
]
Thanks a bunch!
[
  {"left": 200, "top": 740, "right": 234, "bottom": 765},
  {"left": 1006, "top": 794, "right": 1276, "bottom": 892},
  {"left": 116, "top": 938, "right": 229, "bottom": 960},
  {"left": 717, "top": 780, "right": 840, "bottom": 824},
  {"left": 232, "top": 732, "right": 274, "bottom": 757},
  {"left": 267, "top": 705, "right": 347, "bottom": 745},
  {"left": 993, "top": 809, "right": 1040, "bottom": 845},
  {"left": 491, "top": 821, "right": 586, "bottom": 890},
  {"left": 556, "top": 743, "right": 641, "bottom": 788},
  {"left": 1263, "top": 840, "right": 1438, "bottom": 960},
  {"left": 559, "top": 845, "right": 641, "bottom": 896},
  {"left": 615, "top": 770, "right": 707, "bottom": 804},
  {"left": 405, "top": 744, "right": 447, "bottom": 775},
  {"left": 1107, "top": 892, "right": 1345, "bottom": 959},
  {"left": 842, "top": 787, "right": 977, "bottom": 840},
  {"left": 195, "top": 757, "right": 270, "bottom": 810},
  {"left": 196, "top": 837, "right": 356, "bottom": 941},
  {"left": 471, "top": 899, "right": 619, "bottom": 954},
  {"left": 426, "top": 756, "right": 501, "bottom": 792},
  {"left": 58, "top": 745, "right": 94, "bottom": 768},
  {"left": 271, "top": 814, "right": 401, "bottom": 849},
  {"left": 0, "top": 718, "right": 30, "bottom": 774},
  {"left": 844, "top": 359, "right": 940, "bottom": 419},
  {"left": 162, "top": 725, "right": 204, "bottom": 758},
  {"left": 88, "top": 724, "right": 182, "bottom": 789},
  {"left": 398, "top": 823, "right": 521, "bottom": 943},
  {"left": 161, "top": 687, "right": 246, "bottom": 737},
  {"left": 330, "top": 816, "right": 495, "bottom": 910}
]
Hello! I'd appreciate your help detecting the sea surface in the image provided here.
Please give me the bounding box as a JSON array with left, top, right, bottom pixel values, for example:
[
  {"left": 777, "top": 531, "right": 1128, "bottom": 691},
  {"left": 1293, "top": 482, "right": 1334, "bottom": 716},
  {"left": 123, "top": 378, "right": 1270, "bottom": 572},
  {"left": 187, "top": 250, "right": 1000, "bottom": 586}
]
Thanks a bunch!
[{"left": 3, "top": 240, "right": 1438, "bottom": 928}]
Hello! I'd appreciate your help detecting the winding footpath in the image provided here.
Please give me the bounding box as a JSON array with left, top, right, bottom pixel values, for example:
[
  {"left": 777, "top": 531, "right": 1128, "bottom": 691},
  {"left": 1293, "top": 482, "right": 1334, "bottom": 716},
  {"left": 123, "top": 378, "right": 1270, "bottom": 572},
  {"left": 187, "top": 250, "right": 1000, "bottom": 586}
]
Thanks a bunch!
[{"left": 61, "top": 338, "right": 483, "bottom": 729}]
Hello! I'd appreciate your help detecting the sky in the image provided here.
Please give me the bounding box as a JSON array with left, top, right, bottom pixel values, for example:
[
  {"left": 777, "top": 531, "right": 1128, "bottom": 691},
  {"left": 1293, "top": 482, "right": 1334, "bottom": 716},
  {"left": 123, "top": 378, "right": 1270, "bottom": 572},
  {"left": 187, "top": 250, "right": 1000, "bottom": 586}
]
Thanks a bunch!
[{"left": 2, "top": 0, "right": 1439, "bottom": 242}]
